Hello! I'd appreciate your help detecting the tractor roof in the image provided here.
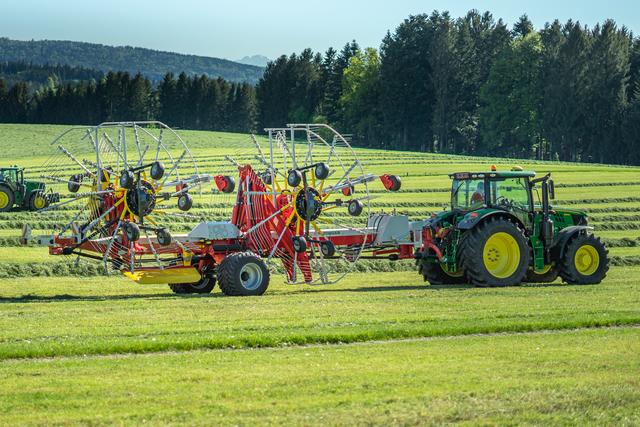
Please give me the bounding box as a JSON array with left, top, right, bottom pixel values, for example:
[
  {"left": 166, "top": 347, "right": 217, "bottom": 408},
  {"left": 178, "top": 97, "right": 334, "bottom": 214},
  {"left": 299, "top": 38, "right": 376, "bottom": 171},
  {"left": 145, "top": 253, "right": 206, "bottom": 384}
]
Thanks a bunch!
[{"left": 448, "top": 170, "right": 537, "bottom": 180}]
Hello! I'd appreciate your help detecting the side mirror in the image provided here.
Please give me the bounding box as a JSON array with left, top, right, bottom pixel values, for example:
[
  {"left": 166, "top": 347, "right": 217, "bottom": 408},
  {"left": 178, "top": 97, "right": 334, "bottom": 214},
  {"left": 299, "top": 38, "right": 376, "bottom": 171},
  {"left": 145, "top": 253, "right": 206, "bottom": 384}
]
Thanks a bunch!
[{"left": 549, "top": 179, "right": 555, "bottom": 200}]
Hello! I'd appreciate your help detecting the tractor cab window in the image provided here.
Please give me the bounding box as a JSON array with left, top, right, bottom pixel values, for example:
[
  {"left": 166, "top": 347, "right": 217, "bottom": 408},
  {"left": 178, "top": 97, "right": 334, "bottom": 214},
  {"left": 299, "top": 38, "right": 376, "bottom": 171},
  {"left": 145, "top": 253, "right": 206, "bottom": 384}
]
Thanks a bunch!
[
  {"left": 490, "top": 177, "right": 531, "bottom": 211},
  {"left": 2, "top": 169, "right": 17, "bottom": 183},
  {"left": 452, "top": 179, "right": 485, "bottom": 210}
]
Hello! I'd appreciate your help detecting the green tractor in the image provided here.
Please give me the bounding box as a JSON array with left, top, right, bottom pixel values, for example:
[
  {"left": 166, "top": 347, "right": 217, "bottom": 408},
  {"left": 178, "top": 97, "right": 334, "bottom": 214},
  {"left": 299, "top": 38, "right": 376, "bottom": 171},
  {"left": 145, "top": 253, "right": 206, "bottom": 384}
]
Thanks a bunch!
[
  {"left": 416, "top": 167, "right": 609, "bottom": 287},
  {"left": 0, "top": 167, "right": 60, "bottom": 212}
]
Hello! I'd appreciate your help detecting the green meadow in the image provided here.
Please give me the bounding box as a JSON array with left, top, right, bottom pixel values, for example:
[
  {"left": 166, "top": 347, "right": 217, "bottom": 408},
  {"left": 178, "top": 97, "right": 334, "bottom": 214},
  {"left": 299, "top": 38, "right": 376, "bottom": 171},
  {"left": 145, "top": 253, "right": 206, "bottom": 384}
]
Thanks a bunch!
[{"left": 0, "top": 123, "right": 639, "bottom": 425}]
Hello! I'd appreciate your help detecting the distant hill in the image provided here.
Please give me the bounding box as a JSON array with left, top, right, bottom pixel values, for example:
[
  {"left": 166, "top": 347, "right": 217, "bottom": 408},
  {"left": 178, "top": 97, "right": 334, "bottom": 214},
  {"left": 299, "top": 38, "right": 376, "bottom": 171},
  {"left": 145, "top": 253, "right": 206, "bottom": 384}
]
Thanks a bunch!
[
  {"left": 237, "top": 55, "right": 271, "bottom": 67},
  {"left": 0, "top": 37, "right": 264, "bottom": 84},
  {"left": 0, "top": 61, "right": 103, "bottom": 87}
]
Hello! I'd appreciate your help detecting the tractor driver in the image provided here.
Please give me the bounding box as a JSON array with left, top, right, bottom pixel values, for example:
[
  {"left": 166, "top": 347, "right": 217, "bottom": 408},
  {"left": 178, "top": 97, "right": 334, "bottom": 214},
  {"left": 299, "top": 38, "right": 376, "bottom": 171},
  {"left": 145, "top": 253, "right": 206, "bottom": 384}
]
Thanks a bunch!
[{"left": 471, "top": 182, "right": 484, "bottom": 205}]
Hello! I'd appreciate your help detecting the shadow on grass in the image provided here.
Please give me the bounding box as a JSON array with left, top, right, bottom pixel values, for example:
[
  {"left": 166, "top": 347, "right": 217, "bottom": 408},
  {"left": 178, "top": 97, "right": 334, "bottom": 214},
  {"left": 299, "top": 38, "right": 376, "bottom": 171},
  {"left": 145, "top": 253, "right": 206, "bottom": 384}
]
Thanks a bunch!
[
  {"left": 299, "top": 284, "right": 472, "bottom": 293},
  {"left": 301, "top": 282, "right": 566, "bottom": 293},
  {"left": 0, "top": 292, "right": 225, "bottom": 303}
]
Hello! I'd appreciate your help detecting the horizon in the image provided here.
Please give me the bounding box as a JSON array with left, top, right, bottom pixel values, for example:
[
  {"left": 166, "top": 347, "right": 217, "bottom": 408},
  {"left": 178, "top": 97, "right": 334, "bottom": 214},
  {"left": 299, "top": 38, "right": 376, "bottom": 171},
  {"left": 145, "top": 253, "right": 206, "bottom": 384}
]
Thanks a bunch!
[{"left": 0, "top": 0, "right": 638, "bottom": 63}]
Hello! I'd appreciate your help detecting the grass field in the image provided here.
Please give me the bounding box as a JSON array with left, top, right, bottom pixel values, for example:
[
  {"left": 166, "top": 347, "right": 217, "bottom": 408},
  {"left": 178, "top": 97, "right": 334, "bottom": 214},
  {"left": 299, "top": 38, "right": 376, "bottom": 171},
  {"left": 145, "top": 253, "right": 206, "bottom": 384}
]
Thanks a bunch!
[{"left": 0, "top": 123, "right": 639, "bottom": 425}]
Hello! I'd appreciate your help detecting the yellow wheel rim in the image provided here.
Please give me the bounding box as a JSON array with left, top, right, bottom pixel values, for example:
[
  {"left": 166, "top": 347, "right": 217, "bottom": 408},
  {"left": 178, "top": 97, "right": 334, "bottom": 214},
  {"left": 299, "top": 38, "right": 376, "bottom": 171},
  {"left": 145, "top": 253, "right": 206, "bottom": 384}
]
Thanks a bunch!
[
  {"left": 483, "top": 232, "right": 521, "bottom": 279},
  {"left": 538, "top": 264, "right": 553, "bottom": 274},
  {"left": 574, "top": 245, "right": 599, "bottom": 276},
  {"left": 0, "top": 191, "right": 9, "bottom": 209},
  {"left": 33, "top": 196, "right": 46, "bottom": 209},
  {"left": 441, "top": 263, "right": 464, "bottom": 278}
]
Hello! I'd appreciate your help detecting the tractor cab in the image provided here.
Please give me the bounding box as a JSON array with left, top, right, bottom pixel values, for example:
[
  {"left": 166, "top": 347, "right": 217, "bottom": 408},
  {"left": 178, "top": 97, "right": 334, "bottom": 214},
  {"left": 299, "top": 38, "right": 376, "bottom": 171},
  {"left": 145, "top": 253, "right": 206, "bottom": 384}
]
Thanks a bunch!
[
  {"left": 449, "top": 169, "right": 536, "bottom": 228},
  {"left": 0, "top": 167, "right": 22, "bottom": 189}
]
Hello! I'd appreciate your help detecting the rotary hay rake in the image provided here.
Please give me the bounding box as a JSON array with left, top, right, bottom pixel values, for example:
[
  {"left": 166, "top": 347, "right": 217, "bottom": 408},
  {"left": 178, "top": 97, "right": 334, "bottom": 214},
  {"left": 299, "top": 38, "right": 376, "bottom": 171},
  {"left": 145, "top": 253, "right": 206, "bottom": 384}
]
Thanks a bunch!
[{"left": 32, "top": 122, "right": 407, "bottom": 296}]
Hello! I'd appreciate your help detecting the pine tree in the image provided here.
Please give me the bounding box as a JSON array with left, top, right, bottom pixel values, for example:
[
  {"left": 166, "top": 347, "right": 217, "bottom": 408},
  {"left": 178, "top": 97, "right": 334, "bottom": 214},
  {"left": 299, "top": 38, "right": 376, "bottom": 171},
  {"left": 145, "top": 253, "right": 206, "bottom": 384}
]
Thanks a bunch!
[
  {"left": 513, "top": 14, "right": 534, "bottom": 37},
  {"left": 6, "top": 81, "right": 29, "bottom": 123},
  {"left": 479, "top": 33, "right": 543, "bottom": 157},
  {"left": 158, "top": 73, "right": 177, "bottom": 126},
  {"left": 0, "top": 78, "right": 7, "bottom": 121},
  {"left": 429, "top": 11, "right": 460, "bottom": 153}
]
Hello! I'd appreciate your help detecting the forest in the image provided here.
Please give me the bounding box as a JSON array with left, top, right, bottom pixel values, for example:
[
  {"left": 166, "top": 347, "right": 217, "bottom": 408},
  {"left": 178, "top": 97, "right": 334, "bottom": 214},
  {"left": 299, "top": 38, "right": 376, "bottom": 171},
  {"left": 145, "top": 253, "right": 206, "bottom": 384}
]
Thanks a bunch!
[{"left": 0, "top": 10, "right": 639, "bottom": 165}]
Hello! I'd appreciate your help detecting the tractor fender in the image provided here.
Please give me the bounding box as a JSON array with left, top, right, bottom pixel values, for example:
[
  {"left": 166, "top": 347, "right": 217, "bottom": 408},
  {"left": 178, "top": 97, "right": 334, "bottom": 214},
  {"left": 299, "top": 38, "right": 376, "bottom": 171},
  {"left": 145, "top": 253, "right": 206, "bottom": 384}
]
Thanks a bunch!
[
  {"left": 550, "top": 225, "right": 593, "bottom": 259},
  {"left": 456, "top": 210, "right": 526, "bottom": 231}
]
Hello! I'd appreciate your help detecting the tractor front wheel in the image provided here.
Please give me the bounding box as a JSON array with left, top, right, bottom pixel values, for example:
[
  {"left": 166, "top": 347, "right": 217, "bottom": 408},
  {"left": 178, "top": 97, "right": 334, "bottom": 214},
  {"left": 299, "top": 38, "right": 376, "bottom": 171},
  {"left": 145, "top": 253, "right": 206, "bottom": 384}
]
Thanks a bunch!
[
  {"left": 0, "top": 186, "right": 15, "bottom": 212},
  {"left": 559, "top": 234, "right": 609, "bottom": 285},
  {"left": 525, "top": 264, "right": 559, "bottom": 283},
  {"left": 29, "top": 191, "right": 48, "bottom": 211},
  {"left": 169, "top": 277, "right": 216, "bottom": 294},
  {"left": 217, "top": 252, "right": 270, "bottom": 296},
  {"left": 460, "top": 217, "right": 530, "bottom": 287},
  {"left": 420, "top": 260, "right": 466, "bottom": 285}
]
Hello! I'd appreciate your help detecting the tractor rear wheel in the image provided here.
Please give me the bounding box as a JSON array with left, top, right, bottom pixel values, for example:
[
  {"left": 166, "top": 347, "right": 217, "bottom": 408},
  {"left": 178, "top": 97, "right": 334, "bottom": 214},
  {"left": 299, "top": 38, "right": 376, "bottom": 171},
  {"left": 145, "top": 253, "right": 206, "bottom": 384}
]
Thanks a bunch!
[
  {"left": 559, "top": 234, "right": 609, "bottom": 285},
  {"left": 217, "top": 252, "right": 270, "bottom": 296},
  {"left": 420, "top": 261, "right": 466, "bottom": 285},
  {"left": 169, "top": 277, "right": 216, "bottom": 294},
  {"left": 460, "top": 217, "right": 529, "bottom": 287},
  {"left": 0, "top": 186, "right": 14, "bottom": 212}
]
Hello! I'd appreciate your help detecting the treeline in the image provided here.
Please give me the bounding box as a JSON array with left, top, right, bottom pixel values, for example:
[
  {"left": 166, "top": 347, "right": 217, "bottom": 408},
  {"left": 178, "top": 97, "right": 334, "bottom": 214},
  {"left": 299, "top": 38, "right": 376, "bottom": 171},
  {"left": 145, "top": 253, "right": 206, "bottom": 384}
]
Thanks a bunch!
[
  {"left": 0, "top": 71, "right": 256, "bottom": 133},
  {"left": 256, "top": 11, "right": 640, "bottom": 165}
]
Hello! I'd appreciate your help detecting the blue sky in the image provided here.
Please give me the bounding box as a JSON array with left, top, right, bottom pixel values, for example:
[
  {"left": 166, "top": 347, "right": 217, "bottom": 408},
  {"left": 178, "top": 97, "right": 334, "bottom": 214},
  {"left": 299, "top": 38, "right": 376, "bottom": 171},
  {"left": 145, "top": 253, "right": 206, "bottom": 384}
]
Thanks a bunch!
[{"left": 1, "top": 0, "right": 638, "bottom": 60}]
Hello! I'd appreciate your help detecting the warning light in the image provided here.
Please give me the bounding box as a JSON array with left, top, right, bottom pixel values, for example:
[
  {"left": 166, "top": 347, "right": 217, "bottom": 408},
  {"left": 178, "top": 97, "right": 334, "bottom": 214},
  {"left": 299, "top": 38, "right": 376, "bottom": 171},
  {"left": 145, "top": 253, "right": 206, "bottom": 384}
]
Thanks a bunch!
[{"left": 490, "top": 165, "right": 497, "bottom": 171}]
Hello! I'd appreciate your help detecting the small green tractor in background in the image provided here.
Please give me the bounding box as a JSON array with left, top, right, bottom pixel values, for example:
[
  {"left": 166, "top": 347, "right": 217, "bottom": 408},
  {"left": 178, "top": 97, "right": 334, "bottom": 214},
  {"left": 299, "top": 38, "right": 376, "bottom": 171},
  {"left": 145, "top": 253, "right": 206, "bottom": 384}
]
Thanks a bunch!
[
  {"left": 417, "top": 167, "right": 609, "bottom": 286},
  {"left": 0, "top": 166, "right": 60, "bottom": 212}
]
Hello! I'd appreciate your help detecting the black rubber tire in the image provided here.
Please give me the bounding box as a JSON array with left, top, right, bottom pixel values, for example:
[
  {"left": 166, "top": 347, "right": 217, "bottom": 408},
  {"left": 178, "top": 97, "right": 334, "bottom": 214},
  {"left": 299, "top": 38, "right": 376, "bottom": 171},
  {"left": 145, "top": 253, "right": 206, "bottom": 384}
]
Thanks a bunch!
[
  {"left": 559, "top": 233, "right": 609, "bottom": 285},
  {"left": 156, "top": 228, "right": 172, "bottom": 246},
  {"left": 420, "top": 261, "right": 466, "bottom": 285},
  {"left": 150, "top": 161, "right": 165, "bottom": 180},
  {"left": 222, "top": 176, "right": 236, "bottom": 193},
  {"left": 287, "top": 169, "right": 302, "bottom": 187},
  {"left": 28, "top": 191, "right": 47, "bottom": 211},
  {"left": 348, "top": 199, "right": 363, "bottom": 216},
  {"left": 100, "top": 169, "right": 110, "bottom": 183},
  {"left": 262, "top": 172, "right": 273, "bottom": 185},
  {"left": 389, "top": 175, "right": 402, "bottom": 191},
  {"left": 120, "top": 170, "right": 134, "bottom": 189},
  {"left": 124, "top": 222, "right": 140, "bottom": 242},
  {"left": 459, "top": 217, "right": 530, "bottom": 287},
  {"left": 178, "top": 193, "right": 193, "bottom": 211},
  {"left": 217, "top": 252, "right": 270, "bottom": 296},
  {"left": 68, "top": 174, "right": 81, "bottom": 193},
  {"left": 169, "top": 277, "right": 216, "bottom": 294},
  {"left": 320, "top": 240, "right": 336, "bottom": 257},
  {"left": 314, "top": 162, "right": 330, "bottom": 180},
  {"left": 292, "top": 236, "right": 307, "bottom": 253},
  {"left": 525, "top": 266, "right": 559, "bottom": 283},
  {"left": 0, "top": 186, "right": 14, "bottom": 212}
]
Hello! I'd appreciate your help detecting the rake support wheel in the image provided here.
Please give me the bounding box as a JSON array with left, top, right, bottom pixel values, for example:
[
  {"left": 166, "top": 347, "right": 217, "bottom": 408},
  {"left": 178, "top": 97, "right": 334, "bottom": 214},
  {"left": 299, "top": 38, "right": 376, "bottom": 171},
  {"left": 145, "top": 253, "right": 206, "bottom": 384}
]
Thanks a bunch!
[
  {"left": 169, "top": 277, "right": 216, "bottom": 294},
  {"left": 217, "top": 252, "right": 270, "bottom": 296}
]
